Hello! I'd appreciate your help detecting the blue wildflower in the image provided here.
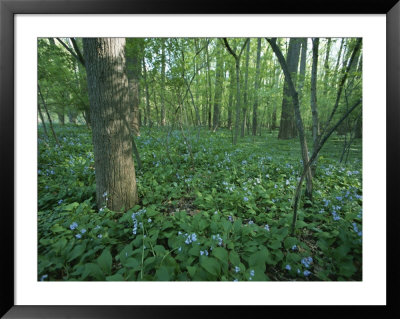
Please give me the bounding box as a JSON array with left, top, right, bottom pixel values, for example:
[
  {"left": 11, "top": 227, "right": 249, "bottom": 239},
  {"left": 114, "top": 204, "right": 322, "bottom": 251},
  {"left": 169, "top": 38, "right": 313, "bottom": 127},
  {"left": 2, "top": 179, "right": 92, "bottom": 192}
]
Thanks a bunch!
[
  {"left": 97, "top": 234, "right": 102, "bottom": 238},
  {"left": 264, "top": 224, "right": 270, "bottom": 231},
  {"left": 148, "top": 218, "right": 152, "bottom": 223},
  {"left": 81, "top": 229, "right": 86, "bottom": 234},
  {"left": 243, "top": 197, "right": 249, "bottom": 202},
  {"left": 235, "top": 266, "right": 240, "bottom": 273},
  {"left": 291, "top": 245, "right": 297, "bottom": 251},
  {"left": 75, "top": 234, "right": 82, "bottom": 239},
  {"left": 248, "top": 220, "right": 254, "bottom": 225},
  {"left": 250, "top": 269, "right": 255, "bottom": 277},
  {"left": 40, "top": 274, "right": 48, "bottom": 281},
  {"left": 301, "top": 257, "right": 313, "bottom": 268},
  {"left": 285, "top": 264, "right": 292, "bottom": 271},
  {"left": 303, "top": 270, "right": 311, "bottom": 277},
  {"left": 69, "top": 222, "right": 78, "bottom": 230},
  {"left": 58, "top": 199, "right": 63, "bottom": 205}
]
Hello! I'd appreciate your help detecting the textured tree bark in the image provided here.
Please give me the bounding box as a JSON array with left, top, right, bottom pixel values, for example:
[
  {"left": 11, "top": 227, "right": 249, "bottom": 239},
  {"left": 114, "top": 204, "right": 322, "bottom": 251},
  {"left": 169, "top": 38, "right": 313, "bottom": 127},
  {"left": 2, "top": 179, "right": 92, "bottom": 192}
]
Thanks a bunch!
[
  {"left": 83, "top": 38, "right": 138, "bottom": 211},
  {"left": 252, "top": 38, "right": 261, "bottom": 136},
  {"left": 126, "top": 39, "right": 141, "bottom": 136},
  {"left": 278, "top": 38, "right": 301, "bottom": 140}
]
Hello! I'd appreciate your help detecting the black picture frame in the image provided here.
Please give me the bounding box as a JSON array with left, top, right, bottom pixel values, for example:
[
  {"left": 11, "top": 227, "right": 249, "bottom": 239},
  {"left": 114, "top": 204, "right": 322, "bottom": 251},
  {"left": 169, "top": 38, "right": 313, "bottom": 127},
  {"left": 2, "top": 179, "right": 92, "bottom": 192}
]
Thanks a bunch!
[{"left": 1, "top": 0, "right": 399, "bottom": 317}]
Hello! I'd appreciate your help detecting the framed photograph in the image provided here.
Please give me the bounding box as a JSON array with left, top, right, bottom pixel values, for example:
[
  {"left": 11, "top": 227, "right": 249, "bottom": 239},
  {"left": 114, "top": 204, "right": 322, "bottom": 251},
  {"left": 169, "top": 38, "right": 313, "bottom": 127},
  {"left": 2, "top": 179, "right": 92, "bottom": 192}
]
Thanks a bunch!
[{"left": 1, "top": 0, "right": 398, "bottom": 317}]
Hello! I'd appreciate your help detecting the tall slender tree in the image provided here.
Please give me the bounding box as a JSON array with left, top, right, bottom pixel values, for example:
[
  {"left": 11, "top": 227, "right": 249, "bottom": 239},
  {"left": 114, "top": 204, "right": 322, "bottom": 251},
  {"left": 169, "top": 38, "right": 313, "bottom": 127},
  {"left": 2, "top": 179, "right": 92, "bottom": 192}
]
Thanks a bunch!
[
  {"left": 126, "top": 38, "right": 142, "bottom": 136},
  {"left": 252, "top": 38, "right": 262, "bottom": 136},
  {"left": 212, "top": 42, "right": 224, "bottom": 131},
  {"left": 160, "top": 39, "right": 166, "bottom": 126},
  {"left": 241, "top": 39, "right": 251, "bottom": 137},
  {"left": 223, "top": 38, "right": 249, "bottom": 145}
]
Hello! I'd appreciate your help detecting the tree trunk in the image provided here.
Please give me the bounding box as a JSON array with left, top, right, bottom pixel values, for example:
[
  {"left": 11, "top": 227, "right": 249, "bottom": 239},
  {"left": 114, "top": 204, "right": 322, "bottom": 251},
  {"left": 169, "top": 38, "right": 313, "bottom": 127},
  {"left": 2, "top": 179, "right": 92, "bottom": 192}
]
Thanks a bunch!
[
  {"left": 310, "top": 38, "right": 320, "bottom": 177},
  {"left": 212, "top": 44, "right": 223, "bottom": 131},
  {"left": 38, "top": 102, "right": 49, "bottom": 138},
  {"left": 161, "top": 39, "right": 166, "bottom": 126},
  {"left": 278, "top": 38, "right": 301, "bottom": 140},
  {"left": 142, "top": 56, "right": 151, "bottom": 127},
  {"left": 268, "top": 38, "right": 313, "bottom": 200},
  {"left": 83, "top": 37, "right": 138, "bottom": 211},
  {"left": 227, "top": 64, "right": 234, "bottom": 130},
  {"left": 322, "top": 38, "right": 332, "bottom": 98},
  {"left": 206, "top": 41, "right": 212, "bottom": 130},
  {"left": 57, "top": 112, "right": 65, "bottom": 125},
  {"left": 38, "top": 84, "right": 60, "bottom": 146},
  {"left": 252, "top": 38, "right": 261, "bottom": 136},
  {"left": 126, "top": 39, "right": 141, "bottom": 136},
  {"left": 241, "top": 40, "right": 250, "bottom": 138},
  {"left": 297, "top": 38, "right": 307, "bottom": 101}
]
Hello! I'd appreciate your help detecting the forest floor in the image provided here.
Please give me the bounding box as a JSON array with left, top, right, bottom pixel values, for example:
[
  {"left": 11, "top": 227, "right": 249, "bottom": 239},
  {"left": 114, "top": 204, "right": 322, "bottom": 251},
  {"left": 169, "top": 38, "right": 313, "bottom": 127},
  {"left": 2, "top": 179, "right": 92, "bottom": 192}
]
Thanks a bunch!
[{"left": 38, "top": 124, "right": 362, "bottom": 281}]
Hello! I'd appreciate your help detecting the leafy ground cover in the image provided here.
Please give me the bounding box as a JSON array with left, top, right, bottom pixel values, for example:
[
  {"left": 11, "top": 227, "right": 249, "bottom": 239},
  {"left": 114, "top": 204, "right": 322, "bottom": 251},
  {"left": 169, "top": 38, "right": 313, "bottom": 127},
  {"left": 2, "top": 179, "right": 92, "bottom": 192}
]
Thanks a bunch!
[{"left": 38, "top": 124, "right": 362, "bottom": 281}]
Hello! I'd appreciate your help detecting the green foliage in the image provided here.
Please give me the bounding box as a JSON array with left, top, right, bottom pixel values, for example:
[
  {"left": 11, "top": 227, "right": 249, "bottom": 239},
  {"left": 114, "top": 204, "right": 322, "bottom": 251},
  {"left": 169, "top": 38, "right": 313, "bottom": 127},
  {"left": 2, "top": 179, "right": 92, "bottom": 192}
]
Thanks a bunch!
[{"left": 38, "top": 124, "right": 362, "bottom": 281}]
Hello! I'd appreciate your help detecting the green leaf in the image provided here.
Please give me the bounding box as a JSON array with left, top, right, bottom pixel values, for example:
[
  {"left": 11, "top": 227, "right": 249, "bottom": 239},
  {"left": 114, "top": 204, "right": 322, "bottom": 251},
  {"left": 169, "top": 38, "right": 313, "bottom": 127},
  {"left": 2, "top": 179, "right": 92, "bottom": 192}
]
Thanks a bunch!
[
  {"left": 212, "top": 247, "right": 228, "bottom": 264},
  {"left": 82, "top": 263, "right": 104, "bottom": 280},
  {"left": 187, "top": 265, "right": 197, "bottom": 278},
  {"left": 268, "top": 239, "right": 282, "bottom": 250},
  {"left": 199, "top": 256, "right": 221, "bottom": 277},
  {"left": 106, "top": 273, "right": 124, "bottom": 281},
  {"left": 283, "top": 237, "right": 298, "bottom": 250},
  {"left": 63, "top": 202, "right": 79, "bottom": 212},
  {"left": 67, "top": 244, "right": 86, "bottom": 262},
  {"left": 155, "top": 266, "right": 170, "bottom": 281},
  {"left": 124, "top": 257, "right": 140, "bottom": 269},
  {"left": 296, "top": 220, "right": 308, "bottom": 228},
  {"left": 229, "top": 250, "right": 241, "bottom": 266},
  {"left": 249, "top": 247, "right": 269, "bottom": 269},
  {"left": 51, "top": 224, "right": 65, "bottom": 233},
  {"left": 97, "top": 249, "right": 112, "bottom": 274}
]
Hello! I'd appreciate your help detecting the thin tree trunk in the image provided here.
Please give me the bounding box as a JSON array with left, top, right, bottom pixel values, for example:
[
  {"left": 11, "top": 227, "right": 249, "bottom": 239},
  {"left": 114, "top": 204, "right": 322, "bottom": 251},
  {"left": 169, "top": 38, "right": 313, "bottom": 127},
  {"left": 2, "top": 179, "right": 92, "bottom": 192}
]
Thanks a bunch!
[
  {"left": 213, "top": 44, "right": 223, "bottom": 132},
  {"left": 241, "top": 40, "right": 250, "bottom": 138},
  {"left": 252, "top": 38, "right": 262, "bottom": 136},
  {"left": 38, "top": 84, "right": 60, "bottom": 146},
  {"left": 223, "top": 38, "right": 249, "bottom": 145},
  {"left": 38, "top": 102, "right": 49, "bottom": 138},
  {"left": 310, "top": 38, "right": 320, "bottom": 177},
  {"left": 161, "top": 39, "right": 166, "bottom": 126},
  {"left": 227, "top": 64, "right": 234, "bottom": 130},
  {"left": 268, "top": 38, "right": 313, "bottom": 200},
  {"left": 126, "top": 39, "right": 141, "bottom": 136},
  {"left": 322, "top": 38, "right": 332, "bottom": 98},
  {"left": 83, "top": 37, "right": 138, "bottom": 211},
  {"left": 142, "top": 56, "right": 151, "bottom": 127},
  {"left": 297, "top": 38, "right": 308, "bottom": 102},
  {"left": 206, "top": 41, "right": 212, "bottom": 129}
]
